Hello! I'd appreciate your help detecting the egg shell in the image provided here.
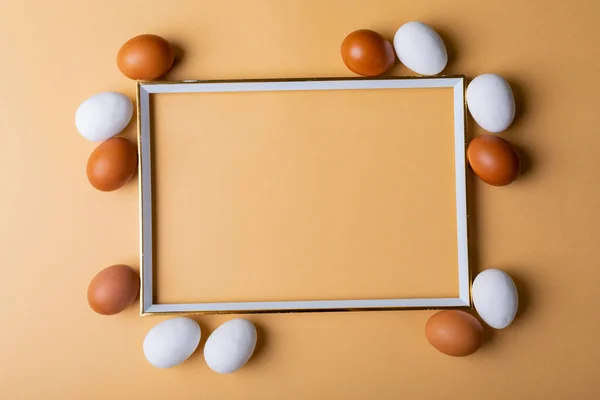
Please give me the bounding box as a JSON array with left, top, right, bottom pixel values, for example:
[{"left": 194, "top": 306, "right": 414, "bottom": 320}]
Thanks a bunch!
[
  {"left": 393, "top": 21, "right": 448, "bottom": 75},
  {"left": 425, "top": 310, "right": 484, "bottom": 357},
  {"left": 87, "top": 264, "right": 139, "bottom": 315},
  {"left": 204, "top": 319, "right": 257, "bottom": 374},
  {"left": 467, "top": 134, "right": 520, "bottom": 186},
  {"left": 86, "top": 137, "right": 138, "bottom": 191},
  {"left": 75, "top": 92, "right": 133, "bottom": 142},
  {"left": 143, "top": 318, "right": 201, "bottom": 368},
  {"left": 467, "top": 74, "right": 516, "bottom": 133},
  {"left": 117, "top": 34, "right": 174, "bottom": 80},
  {"left": 472, "top": 269, "right": 519, "bottom": 329},
  {"left": 340, "top": 29, "right": 396, "bottom": 76}
]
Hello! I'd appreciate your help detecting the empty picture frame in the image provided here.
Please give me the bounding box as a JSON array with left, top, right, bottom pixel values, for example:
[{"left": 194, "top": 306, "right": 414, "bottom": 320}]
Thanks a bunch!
[{"left": 137, "top": 76, "right": 469, "bottom": 315}]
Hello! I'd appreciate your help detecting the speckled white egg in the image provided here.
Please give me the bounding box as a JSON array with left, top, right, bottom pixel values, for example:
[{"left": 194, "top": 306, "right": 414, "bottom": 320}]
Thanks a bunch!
[
  {"left": 393, "top": 21, "right": 448, "bottom": 75},
  {"left": 143, "top": 317, "right": 201, "bottom": 368},
  {"left": 472, "top": 269, "right": 519, "bottom": 329},
  {"left": 467, "top": 74, "right": 515, "bottom": 133},
  {"left": 75, "top": 91, "right": 133, "bottom": 141},
  {"left": 204, "top": 319, "right": 257, "bottom": 374}
]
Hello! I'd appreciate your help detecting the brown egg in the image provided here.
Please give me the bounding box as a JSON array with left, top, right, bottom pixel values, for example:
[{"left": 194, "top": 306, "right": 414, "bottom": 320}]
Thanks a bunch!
[
  {"left": 87, "top": 137, "right": 137, "bottom": 191},
  {"left": 467, "top": 135, "right": 520, "bottom": 186},
  {"left": 425, "top": 310, "right": 484, "bottom": 357},
  {"left": 117, "top": 34, "right": 174, "bottom": 80},
  {"left": 87, "top": 265, "right": 140, "bottom": 315},
  {"left": 341, "top": 29, "right": 396, "bottom": 76}
]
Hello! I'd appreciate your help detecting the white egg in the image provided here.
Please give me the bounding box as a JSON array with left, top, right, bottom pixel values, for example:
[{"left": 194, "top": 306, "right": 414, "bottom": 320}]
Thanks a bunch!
[
  {"left": 204, "top": 319, "right": 257, "bottom": 374},
  {"left": 466, "top": 74, "right": 515, "bottom": 133},
  {"left": 75, "top": 91, "right": 133, "bottom": 141},
  {"left": 143, "top": 317, "right": 201, "bottom": 368},
  {"left": 393, "top": 21, "right": 448, "bottom": 75},
  {"left": 472, "top": 269, "right": 519, "bottom": 329}
]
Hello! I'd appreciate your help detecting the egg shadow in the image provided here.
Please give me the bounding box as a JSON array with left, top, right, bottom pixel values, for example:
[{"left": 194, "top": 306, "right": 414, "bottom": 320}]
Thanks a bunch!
[
  {"left": 471, "top": 311, "right": 497, "bottom": 349},
  {"left": 118, "top": 100, "right": 138, "bottom": 143},
  {"left": 245, "top": 321, "right": 268, "bottom": 367},
  {"left": 482, "top": 325, "right": 496, "bottom": 348},
  {"left": 164, "top": 42, "right": 186, "bottom": 78},
  {"left": 188, "top": 319, "right": 208, "bottom": 362},
  {"left": 501, "top": 75, "right": 528, "bottom": 130},
  {"left": 513, "top": 144, "right": 534, "bottom": 178},
  {"left": 504, "top": 271, "right": 531, "bottom": 322},
  {"left": 434, "top": 27, "right": 460, "bottom": 72}
]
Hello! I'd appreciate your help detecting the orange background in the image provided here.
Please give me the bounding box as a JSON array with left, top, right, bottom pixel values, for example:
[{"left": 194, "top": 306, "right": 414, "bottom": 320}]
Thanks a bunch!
[{"left": 1, "top": 0, "right": 599, "bottom": 399}]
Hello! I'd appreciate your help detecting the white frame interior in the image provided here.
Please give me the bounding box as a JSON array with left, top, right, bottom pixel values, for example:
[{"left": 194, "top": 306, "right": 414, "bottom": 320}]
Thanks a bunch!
[{"left": 137, "top": 76, "right": 469, "bottom": 315}]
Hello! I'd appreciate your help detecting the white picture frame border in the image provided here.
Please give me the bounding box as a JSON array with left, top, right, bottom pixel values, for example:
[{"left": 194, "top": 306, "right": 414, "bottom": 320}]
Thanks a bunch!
[{"left": 136, "top": 76, "right": 470, "bottom": 315}]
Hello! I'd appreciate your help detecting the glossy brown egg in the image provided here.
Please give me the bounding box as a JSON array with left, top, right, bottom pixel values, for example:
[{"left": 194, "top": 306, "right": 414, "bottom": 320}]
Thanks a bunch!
[
  {"left": 117, "top": 34, "right": 174, "bottom": 80},
  {"left": 87, "top": 137, "right": 137, "bottom": 191},
  {"left": 425, "top": 310, "right": 484, "bottom": 357},
  {"left": 467, "top": 135, "right": 520, "bottom": 186},
  {"left": 341, "top": 29, "right": 396, "bottom": 76},
  {"left": 87, "top": 265, "right": 140, "bottom": 315}
]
